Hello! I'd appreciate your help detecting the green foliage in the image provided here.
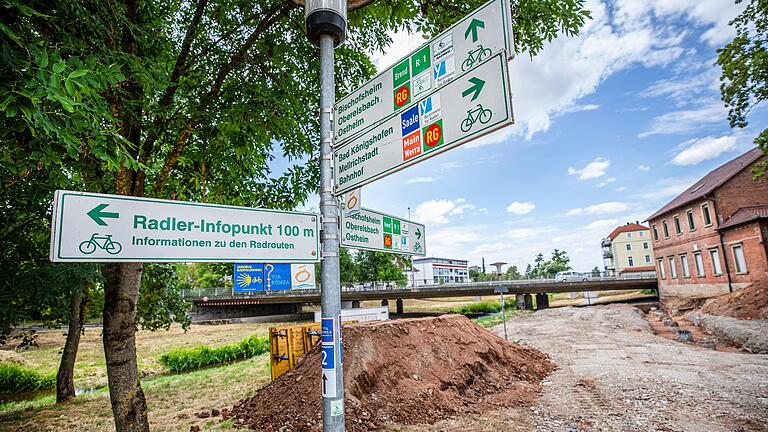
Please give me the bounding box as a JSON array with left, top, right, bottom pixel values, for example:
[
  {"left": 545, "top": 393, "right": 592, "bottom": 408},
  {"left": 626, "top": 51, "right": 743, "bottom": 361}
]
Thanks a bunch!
[
  {"left": 529, "top": 249, "right": 572, "bottom": 278},
  {"left": 158, "top": 335, "right": 269, "bottom": 373},
  {"left": 505, "top": 265, "right": 523, "bottom": 280},
  {"left": 343, "top": 250, "right": 407, "bottom": 284},
  {"left": 137, "top": 264, "right": 192, "bottom": 331},
  {"left": 591, "top": 266, "right": 602, "bottom": 277},
  {"left": 717, "top": 0, "right": 768, "bottom": 178},
  {"left": 448, "top": 300, "right": 514, "bottom": 314},
  {"left": 0, "top": 363, "right": 55, "bottom": 394}
]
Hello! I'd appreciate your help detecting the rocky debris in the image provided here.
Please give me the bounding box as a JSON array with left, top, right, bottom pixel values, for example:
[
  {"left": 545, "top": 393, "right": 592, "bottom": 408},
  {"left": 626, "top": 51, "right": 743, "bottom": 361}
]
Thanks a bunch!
[
  {"left": 676, "top": 329, "right": 693, "bottom": 343},
  {"left": 689, "top": 313, "right": 768, "bottom": 354},
  {"left": 699, "top": 279, "right": 768, "bottom": 320},
  {"left": 227, "top": 314, "right": 555, "bottom": 431}
]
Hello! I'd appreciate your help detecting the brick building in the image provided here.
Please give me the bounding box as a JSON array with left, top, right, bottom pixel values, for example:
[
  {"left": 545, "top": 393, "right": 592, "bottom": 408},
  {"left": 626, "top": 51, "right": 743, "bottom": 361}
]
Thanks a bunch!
[{"left": 646, "top": 148, "right": 768, "bottom": 298}]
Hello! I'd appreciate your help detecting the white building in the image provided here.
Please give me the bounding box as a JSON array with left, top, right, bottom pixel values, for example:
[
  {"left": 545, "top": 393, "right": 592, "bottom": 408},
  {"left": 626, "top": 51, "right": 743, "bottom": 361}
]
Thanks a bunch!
[{"left": 408, "top": 257, "right": 469, "bottom": 286}]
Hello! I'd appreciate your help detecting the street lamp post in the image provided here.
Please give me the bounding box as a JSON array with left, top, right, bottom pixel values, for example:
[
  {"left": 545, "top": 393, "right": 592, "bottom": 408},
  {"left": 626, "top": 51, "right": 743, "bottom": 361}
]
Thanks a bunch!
[{"left": 305, "top": 2, "right": 346, "bottom": 431}]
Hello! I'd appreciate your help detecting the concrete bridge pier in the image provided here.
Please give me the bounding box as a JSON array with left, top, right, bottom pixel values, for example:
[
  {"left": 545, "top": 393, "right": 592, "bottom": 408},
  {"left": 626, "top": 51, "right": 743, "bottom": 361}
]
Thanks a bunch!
[
  {"left": 524, "top": 294, "right": 534, "bottom": 310},
  {"left": 536, "top": 293, "right": 550, "bottom": 310},
  {"left": 351, "top": 300, "right": 361, "bottom": 308},
  {"left": 381, "top": 299, "right": 389, "bottom": 308},
  {"left": 396, "top": 299, "right": 404, "bottom": 315},
  {"left": 516, "top": 294, "right": 526, "bottom": 310}
]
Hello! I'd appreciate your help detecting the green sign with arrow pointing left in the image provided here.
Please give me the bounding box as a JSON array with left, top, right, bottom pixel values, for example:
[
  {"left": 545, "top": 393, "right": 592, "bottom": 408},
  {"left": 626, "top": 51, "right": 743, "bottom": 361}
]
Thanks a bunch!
[{"left": 87, "top": 204, "right": 119, "bottom": 226}]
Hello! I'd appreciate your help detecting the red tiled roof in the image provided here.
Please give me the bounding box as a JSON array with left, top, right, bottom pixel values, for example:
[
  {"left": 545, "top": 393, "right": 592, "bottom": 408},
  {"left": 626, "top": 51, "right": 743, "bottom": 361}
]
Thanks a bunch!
[
  {"left": 619, "top": 266, "right": 655, "bottom": 273},
  {"left": 647, "top": 148, "right": 764, "bottom": 221},
  {"left": 608, "top": 223, "right": 649, "bottom": 240},
  {"left": 717, "top": 206, "right": 768, "bottom": 230}
]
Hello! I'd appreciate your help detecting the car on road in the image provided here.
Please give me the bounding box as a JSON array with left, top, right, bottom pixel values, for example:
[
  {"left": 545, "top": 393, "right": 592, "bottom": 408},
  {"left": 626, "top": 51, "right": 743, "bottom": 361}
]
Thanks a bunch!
[{"left": 555, "top": 271, "right": 590, "bottom": 282}]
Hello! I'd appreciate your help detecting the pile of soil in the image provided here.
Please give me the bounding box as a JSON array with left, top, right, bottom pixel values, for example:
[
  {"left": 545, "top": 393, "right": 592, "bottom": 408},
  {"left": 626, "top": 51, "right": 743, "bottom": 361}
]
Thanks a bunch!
[
  {"left": 226, "top": 314, "right": 555, "bottom": 431},
  {"left": 699, "top": 279, "right": 768, "bottom": 320}
]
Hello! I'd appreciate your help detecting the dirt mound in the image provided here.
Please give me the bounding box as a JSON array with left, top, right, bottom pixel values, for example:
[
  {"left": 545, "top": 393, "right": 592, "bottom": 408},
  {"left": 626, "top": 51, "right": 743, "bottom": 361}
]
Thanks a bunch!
[
  {"left": 227, "top": 314, "right": 555, "bottom": 431},
  {"left": 699, "top": 279, "right": 768, "bottom": 320}
]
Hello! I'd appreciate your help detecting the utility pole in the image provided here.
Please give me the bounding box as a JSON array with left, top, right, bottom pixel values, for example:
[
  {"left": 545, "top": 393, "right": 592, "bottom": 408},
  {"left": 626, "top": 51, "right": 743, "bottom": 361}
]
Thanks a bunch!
[{"left": 305, "top": 2, "right": 347, "bottom": 431}]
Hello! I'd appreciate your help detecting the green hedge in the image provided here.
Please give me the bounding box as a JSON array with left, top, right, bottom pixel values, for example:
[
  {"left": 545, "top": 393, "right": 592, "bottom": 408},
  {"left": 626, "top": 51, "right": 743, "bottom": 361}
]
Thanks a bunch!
[
  {"left": 158, "top": 335, "right": 269, "bottom": 373},
  {"left": 0, "top": 363, "right": 56, "bottom": 394},
  {"left": 448, "top": 300, "right": 514, "bottom": 315}
]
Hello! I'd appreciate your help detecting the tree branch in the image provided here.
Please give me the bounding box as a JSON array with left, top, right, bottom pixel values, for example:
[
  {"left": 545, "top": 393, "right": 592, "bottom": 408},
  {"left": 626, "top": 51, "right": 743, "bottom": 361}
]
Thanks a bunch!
[{"left": 152, "top": 121, "right": 194, "bottom": 194}]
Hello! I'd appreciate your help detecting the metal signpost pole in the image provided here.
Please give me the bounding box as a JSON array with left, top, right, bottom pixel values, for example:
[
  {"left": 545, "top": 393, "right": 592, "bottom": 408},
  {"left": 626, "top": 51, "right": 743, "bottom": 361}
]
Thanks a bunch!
[{"left": 305, "top": 2, "right": 347, "bottom": 431}]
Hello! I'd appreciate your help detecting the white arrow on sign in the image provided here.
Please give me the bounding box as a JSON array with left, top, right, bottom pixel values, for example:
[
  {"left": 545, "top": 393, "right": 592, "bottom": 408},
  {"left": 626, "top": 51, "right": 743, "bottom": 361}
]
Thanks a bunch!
[
  {"left": 334, "top": 0, "right": 513, "bottom": 144},
  {"left": 341, "top": 207, "right": 426, "bottom": 256},
  {"left": 333, "top": 51, "right": 512, "bottom": 195},
  {"left": 49, "top": 190, "right": 320, "bottom": 263}
]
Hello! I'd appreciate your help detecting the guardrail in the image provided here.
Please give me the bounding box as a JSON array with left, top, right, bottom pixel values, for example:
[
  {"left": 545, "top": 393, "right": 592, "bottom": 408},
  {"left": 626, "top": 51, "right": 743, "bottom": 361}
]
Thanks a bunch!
[{"left": 182, "top": 273, "right": 657, "bottom": 299}]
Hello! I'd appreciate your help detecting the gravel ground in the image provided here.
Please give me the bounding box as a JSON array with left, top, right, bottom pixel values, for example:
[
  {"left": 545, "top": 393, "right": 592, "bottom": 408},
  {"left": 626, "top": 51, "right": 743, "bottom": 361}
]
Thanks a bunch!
[
  {"left": 489, "top": 305, "right": 768, "bottom": 432},
  {"left": 688, "top": 313, "right": 768, "bottom": 354}
]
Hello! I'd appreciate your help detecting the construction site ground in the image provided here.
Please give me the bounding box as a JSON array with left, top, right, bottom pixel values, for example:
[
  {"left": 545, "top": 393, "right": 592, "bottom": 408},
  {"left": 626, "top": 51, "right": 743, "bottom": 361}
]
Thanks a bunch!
[{"left": 448, "top": 304, "right": 768, "bottom": 432}]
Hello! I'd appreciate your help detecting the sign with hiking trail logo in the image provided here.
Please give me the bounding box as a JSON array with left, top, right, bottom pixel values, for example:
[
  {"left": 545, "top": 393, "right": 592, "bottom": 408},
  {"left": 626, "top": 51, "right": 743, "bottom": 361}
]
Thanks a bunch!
[
  {"left": 341, "top": 207, "right": 426, "bottom": 256},
  {"left": 49, "top": 190, "right": 320, "bottom": 262},
  {"left": 333, "top": 51, "right": 512, "bottom": 195},
  {"left": 333, "top": 0, "right": 514, "bottom": 144}
]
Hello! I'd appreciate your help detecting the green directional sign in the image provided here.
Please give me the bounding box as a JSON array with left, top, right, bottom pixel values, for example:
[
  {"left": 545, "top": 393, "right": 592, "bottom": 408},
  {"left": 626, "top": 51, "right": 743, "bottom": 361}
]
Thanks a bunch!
[
  {"left": 49, "top": 190, "right": 320, "bottom": 263},
  {"left": 87, "top": 204, "right": 119, "bottom": 226},
  {"left": 341, "top": 207, "right": 426, "bottom": 256},
  {"left": 333, "top": 0, "right": 514, "bottom": 144},
  {"left": 334, "top": 51, "right": 512, "bottom": 195}
]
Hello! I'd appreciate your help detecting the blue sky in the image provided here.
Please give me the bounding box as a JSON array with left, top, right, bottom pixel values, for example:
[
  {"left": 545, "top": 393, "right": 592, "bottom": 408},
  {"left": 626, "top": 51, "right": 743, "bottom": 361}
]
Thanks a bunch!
[{"left": 301, "top": 0, "right": 767, "bottom": 273}]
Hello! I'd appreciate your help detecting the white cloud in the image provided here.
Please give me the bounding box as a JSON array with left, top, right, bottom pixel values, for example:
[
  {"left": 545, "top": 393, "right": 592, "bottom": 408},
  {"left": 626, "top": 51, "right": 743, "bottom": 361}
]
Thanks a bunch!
[
  {"left": 568, "top": 157, "right": 610, "bottom": 180},
  {"left": 584, "top": 218, "right": 619, "bottom": 230},
  {"left": 506, "top": 201, "right": 536, "bottom": 215},
  {"left": 412, "top": 198, "right": 474, "bottom": 225},
  {"left": 638, "top": 177, "right": 696, "bottom": 201},
  {"left": 637, "top": 165, "right": 651, "bottom": 171},
  {"left": 596, "top": 177, "right": 617, "bottom": 187},
  {"left": 566, "top": 201, "right": 630, "bottom": 216},
  {"left": 563, "top": 103, "right": 601, "bottom": 113},
  {"left": 504, "top": 228, "right": 539, "bottom": 239},
  {"left": 406, "top": 176, "right": 438, "bottom": 184},
  {"left": 616, "top": 186, "right": 628, "bottom": 192},
  {"left": 638, "top": 101, "right": 727, "bottom": 138},
  {"left": 670, "top": 135, "right": 739, "bottom": 166},
  {"left": 640, "top": 68, "right": 719, "bottom": 104}
]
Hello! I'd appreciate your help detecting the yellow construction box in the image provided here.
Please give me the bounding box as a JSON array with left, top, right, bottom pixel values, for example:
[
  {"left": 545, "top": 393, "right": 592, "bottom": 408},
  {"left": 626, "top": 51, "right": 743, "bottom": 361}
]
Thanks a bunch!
[{"left": 269, "top": 321, "right": 354, "bottom": 381}]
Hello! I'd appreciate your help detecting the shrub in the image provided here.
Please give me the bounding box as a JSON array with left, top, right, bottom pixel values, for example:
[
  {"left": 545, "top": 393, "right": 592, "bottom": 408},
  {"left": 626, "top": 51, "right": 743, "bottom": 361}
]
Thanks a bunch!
[
  {"left": 0, "top": 363, "right": 56, "bottom": 394},
  {"left": 158, "top": 335, "right": 269, "bottom": 373},
  {"left": 448, "top": 300, "right": 515, "bottom": 315}
]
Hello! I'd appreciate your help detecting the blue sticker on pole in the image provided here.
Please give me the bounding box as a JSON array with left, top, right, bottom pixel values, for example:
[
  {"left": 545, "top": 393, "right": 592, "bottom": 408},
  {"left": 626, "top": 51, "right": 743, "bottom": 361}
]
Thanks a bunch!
[
  {"left": 321, "top": 318, "right": 334, "bottom": 343},
  {"left": 233, "top": 263, "right": 264, "bottom": 293},
  {"left": 321, "top": 345, "right": 335, "bottom": 369}
]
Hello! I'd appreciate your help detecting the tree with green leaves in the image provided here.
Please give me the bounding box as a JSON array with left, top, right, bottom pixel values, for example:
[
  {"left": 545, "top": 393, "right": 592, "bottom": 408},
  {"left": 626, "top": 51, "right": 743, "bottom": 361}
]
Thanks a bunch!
[
  {"left": 2, "top": 0, "right": 590, "bottom": 429},
  {"left": 505, "top": 265, "right": 523, "bottom": 280},
  {"left": 591, "top": 266, "right": 601, "bottom": 277},
  {"left": 717, "top": 0, "right": 768, "bottom": 177}
]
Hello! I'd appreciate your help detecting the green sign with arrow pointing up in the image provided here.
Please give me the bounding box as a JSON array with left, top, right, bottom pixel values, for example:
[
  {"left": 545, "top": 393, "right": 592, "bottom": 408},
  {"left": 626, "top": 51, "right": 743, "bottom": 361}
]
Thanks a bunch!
[{"left": 464, "top": 18, "right": 485, "bottom": 43}]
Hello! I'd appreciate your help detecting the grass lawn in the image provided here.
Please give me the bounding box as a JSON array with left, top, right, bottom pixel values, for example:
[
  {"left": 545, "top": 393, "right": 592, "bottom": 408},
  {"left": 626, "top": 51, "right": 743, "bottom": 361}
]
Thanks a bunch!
[{"left": 0, "top": 322, "right": 288, "bottom": 431}]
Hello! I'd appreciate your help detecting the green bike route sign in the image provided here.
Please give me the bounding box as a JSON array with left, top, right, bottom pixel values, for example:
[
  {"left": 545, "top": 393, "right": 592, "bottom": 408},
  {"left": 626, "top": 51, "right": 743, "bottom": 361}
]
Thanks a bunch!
[
  {"left": 333, "top": 0, "right": 513, "bottom": 144},
  {"left": 49, "top": 190, "right": 320, "bottom": 263},
  {"left": 341, "top": 207, "right": 426, "bottom": 256},
  {"left": 333, "top": 51, "right": 512, "bottom": 195}
]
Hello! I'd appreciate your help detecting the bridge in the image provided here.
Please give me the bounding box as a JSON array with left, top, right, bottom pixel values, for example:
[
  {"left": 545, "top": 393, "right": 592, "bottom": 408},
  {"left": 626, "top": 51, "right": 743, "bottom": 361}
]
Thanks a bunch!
[{"left": 185, "top": 276, "right": 658, "bottom": 321}]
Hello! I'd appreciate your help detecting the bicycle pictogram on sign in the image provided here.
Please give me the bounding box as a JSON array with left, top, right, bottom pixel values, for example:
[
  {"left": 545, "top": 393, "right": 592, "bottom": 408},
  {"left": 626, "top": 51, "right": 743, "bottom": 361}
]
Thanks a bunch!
[
  {"left": 79, "top": 233, "right": 122, "bottom": 255},
  {"left": 461, "top": 104, "right": 492, "bottom": 132},
  {"left": 461, "top": 45, "right": 492, "bottom": 71}
]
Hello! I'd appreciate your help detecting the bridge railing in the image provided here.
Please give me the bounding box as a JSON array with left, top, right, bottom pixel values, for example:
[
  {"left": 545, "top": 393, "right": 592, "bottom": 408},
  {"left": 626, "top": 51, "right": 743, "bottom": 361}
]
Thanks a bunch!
[{"left": 182, "top": 272, "right": 657, "bottom": 299}]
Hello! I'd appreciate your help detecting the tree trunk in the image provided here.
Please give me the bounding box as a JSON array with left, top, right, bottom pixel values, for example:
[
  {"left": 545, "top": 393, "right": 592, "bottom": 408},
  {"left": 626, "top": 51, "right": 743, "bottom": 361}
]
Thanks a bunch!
[
  {"left": 102, "top": 262, "right": 149, "bottom": 432},
  {"left": 56, "top": 287, "right": 88, "bottom": 403}
]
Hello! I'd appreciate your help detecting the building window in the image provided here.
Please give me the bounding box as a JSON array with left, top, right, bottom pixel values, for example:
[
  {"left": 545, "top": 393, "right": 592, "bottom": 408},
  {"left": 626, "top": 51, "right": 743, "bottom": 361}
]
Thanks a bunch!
[
  {"left": 668, "top": 256, "right": 677, "bottom": 278},
  {"left": 732, "top": 244, "right": 747, "bottom": 273},
  {"left": 639, "top": 231, "right": 644, "bottom": 237},
  {"left": 645, "top": 255, "right": 651, "bottom": 263},
  {"left": 653, "top": 225, "right": 659, "bottom": 241},
  {"left": 686, "top": 210, "right": 696, "bottom": 231},
  {"left": 658, "top": 258, "right": 666, "bottom": 279},
  {"left": 627, "top": 232, "right": 632, "bottom": 238},
  {"left": 628, "top": 257, "right": 634, "bottom": 267},
  {"left": 674, "top": 216, "right": 682, "bottom": 235},
  {"left": 680, "top": 254, "right": 690, "bottom": 277},
  {"left": 663, "top": 220, "right": 670, "bottom": 238},
  {"left": 626, "top": 244, "right": 632, "bottom": 251},
  {"left": 702, "top": 203, "right": 712, "bottom": 226},
  {"left": 694, "top": 252, "right": 705, "bottom": 277},
  {"left": 710, "top": 249, "right": 722, "bottom": 275},
  {"left": 643, "top": 242, "right": 649, "bottom": 250}
]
